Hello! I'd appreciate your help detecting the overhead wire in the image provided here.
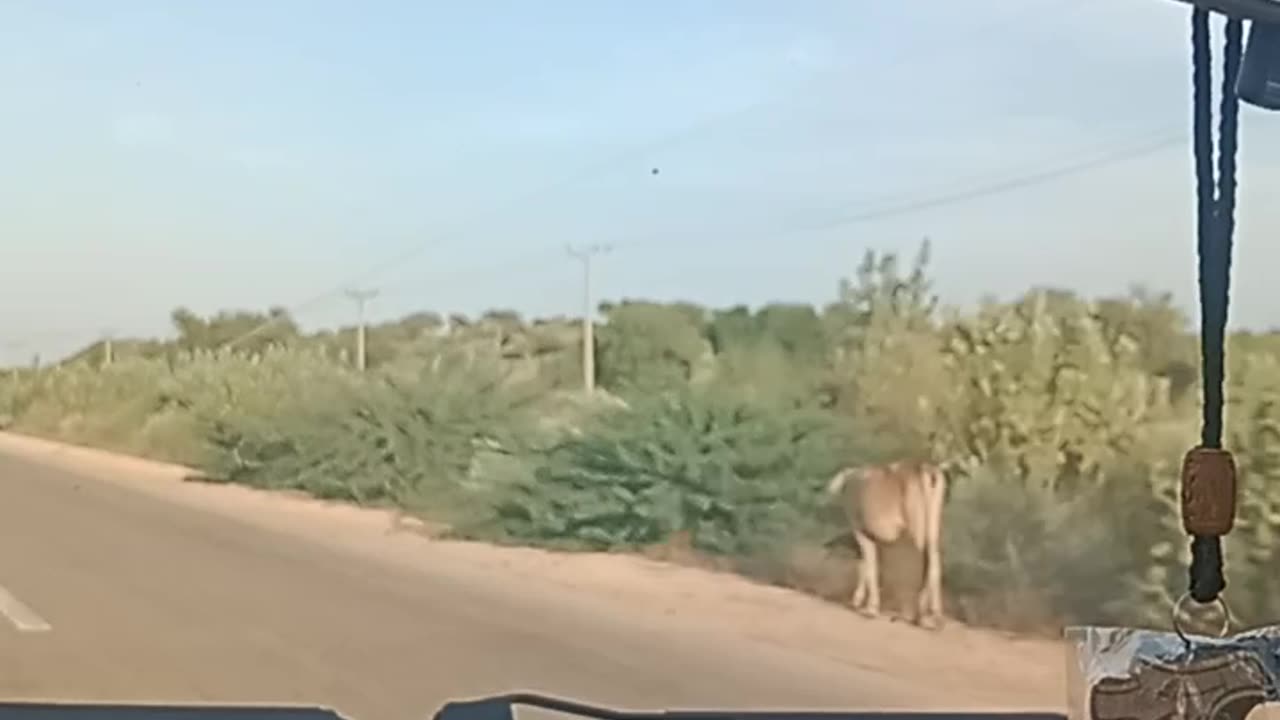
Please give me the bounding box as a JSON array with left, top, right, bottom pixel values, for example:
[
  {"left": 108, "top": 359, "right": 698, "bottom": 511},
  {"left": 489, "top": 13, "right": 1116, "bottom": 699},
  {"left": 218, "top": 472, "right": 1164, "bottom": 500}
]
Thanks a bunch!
[
  {"left": 603, "top": 126, "right": 1188, "bottom": 255},
  {"left": 9, "top": 118, "right": 1183, "bottom": 363},
  {"left": 364, "top": 124, "right": 1190, "bottom": 316},
  {"left": 214, "top": 0, "right": 1103, "bottom": 351},
  {"left": 780, "top": 132, "right": 1185, "bottom": 233}
]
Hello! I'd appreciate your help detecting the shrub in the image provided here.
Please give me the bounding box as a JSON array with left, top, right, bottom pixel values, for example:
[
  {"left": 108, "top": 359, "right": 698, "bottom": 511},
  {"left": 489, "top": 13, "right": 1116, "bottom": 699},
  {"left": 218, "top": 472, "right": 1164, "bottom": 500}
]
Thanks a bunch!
[
  {"left": 197, "top": 346, "right": 546, "bottom": 525},
  {"left": 480, "top": 385, "right": 855, "bottom": 556}
]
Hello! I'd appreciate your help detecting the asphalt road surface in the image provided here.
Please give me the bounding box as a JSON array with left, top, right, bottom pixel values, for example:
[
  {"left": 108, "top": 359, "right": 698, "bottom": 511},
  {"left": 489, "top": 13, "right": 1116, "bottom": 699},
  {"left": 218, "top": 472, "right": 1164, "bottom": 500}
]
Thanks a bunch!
[{"left": 0, "top": 449, "right": 952, "bottom": 720}]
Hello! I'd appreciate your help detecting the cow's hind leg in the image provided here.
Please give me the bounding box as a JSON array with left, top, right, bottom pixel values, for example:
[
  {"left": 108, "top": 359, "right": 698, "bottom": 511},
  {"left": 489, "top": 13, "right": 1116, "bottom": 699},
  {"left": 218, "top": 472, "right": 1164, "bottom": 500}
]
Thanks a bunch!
[
  {"left": 918, "top": 541, "right": 944, "bottom": 630},
  {"left": 851, "top": 568, "right": 867, "bottom": 610},
  {"left": 913, "top": 541, "right": 941, "bottom": 628},
  {"left": 915, "top": 583, "right": 942, "bottom": 630},
  {"left": 851, "top": 531, "right": 881, "bottom": 618},
  {"left": 919, "top": 469, "right": 947, "bottom": 630}
]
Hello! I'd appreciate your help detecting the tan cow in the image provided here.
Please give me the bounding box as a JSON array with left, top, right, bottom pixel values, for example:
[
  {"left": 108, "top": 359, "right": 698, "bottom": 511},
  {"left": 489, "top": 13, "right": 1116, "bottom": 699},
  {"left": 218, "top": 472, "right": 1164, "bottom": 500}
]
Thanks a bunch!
[{"left": 826, "top": 461, "right": 947, "bottom": 629}]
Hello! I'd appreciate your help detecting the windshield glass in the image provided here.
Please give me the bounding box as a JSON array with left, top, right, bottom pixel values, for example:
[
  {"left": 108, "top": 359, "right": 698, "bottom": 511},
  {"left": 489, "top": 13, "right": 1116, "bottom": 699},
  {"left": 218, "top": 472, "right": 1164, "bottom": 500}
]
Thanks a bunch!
[{"left": 0, "top": 2, "right": 1277, "bottom": 720}]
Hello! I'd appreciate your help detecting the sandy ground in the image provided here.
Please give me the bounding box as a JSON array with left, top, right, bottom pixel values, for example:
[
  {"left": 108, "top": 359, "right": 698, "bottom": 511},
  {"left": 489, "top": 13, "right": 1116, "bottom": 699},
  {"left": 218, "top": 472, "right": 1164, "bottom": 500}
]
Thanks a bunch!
[{"left": 0, "top": 431, "right": 1069, "bottom": 716}]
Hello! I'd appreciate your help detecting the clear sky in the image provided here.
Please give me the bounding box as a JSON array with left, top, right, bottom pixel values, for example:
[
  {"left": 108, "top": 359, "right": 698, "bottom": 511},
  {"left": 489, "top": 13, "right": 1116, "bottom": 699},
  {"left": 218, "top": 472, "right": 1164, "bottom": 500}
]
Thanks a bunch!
[{"left": 1, "top": 0, "right": 1278, "bottom": 363}]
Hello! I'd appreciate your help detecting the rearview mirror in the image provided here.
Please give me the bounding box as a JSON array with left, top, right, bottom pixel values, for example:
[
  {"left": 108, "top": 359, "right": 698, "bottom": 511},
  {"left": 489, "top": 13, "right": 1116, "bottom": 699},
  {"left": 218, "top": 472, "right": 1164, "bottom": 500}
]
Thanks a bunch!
[{"left": 1238, "top": 20, "right": 1280, "bottom": 109}]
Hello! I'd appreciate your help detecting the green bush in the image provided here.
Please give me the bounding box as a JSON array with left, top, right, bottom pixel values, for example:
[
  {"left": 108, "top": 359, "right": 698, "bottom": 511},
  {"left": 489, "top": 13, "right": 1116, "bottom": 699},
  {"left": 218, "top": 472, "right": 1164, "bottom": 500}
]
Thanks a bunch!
[
  {"left": 480, "top": 386, "right": 853, "bottom": 556},
  {"left": 197, "top": 346, "right": 546, "bottom": 524},
  {"left": 941, "top": 461, "right": 1157, "bottom": 631}
]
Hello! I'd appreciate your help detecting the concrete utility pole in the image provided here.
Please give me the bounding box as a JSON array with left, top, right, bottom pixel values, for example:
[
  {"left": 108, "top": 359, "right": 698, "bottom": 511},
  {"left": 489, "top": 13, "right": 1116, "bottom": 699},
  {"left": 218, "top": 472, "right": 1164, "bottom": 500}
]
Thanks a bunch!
[
  {"left": 566, "top": 244, "right": 612, "bottom": 394},
  {"left": 345, "top": 289, "right": 379, "bottom": 372}
]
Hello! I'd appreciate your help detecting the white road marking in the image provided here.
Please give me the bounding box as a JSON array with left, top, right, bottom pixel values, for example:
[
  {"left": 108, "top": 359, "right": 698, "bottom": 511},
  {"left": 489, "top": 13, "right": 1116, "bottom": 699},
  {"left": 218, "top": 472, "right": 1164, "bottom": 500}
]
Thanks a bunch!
[{"left": 0, "top": 584, "right": 51, "bottom": 632}]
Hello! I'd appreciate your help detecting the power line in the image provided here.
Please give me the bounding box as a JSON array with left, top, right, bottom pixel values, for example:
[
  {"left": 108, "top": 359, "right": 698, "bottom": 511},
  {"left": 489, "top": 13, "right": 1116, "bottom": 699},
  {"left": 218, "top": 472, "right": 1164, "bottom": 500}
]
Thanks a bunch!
[
  {"left": 599, "top": 127, "right": 1189, "bottom": 257},
  {"left": 6, "top": 119, "right": 1189, "bottom": 363},
  {"left": 790, "top": 131, "right": 1187, "bottom": 234},
  {"left": 339, "top": 124, "right": 1180, "bottom": 331},
  {"left": 225, "top": 124, "right": 1189, "bottom": 347},
  {"left": 215, "top": 0, "right": 1096, "bottom": 352},
  {"left": 372, "top": 247, "right": 565, "bottom": 302}
]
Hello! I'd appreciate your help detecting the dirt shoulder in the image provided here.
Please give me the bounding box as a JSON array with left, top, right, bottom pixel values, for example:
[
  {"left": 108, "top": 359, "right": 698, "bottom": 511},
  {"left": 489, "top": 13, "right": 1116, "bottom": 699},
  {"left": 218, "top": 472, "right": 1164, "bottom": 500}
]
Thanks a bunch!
[{"left": 0, "top": 430, "right": 1069, "bottom": 711}]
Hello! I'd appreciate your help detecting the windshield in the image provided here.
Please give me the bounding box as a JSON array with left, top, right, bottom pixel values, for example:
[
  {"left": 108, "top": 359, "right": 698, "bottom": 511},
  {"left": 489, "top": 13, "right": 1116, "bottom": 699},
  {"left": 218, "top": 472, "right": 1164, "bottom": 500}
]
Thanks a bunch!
[{"left": 0, "top": 2, "right": 1276, "bottom": 720}]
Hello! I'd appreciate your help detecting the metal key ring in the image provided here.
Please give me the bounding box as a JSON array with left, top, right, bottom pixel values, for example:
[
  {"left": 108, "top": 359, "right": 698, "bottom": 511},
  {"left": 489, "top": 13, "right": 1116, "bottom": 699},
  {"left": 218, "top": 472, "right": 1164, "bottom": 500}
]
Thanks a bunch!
[{"left": 1172, "top": 592, "right": 1233, "bottom": 643}]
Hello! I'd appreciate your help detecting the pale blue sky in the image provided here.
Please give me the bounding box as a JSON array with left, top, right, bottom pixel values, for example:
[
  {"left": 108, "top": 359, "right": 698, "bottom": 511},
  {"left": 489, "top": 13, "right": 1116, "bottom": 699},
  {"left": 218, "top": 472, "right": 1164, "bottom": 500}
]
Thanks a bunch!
[{"left": 1, "top": 0, "right": 1278, "bottom": 363}]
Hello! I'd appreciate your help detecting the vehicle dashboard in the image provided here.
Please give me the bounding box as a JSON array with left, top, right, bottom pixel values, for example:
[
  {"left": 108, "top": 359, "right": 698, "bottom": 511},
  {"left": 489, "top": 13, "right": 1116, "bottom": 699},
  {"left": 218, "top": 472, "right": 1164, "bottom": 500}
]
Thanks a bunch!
[{"left": 0, "top": 694, "right": 1069, "bottom": 720}]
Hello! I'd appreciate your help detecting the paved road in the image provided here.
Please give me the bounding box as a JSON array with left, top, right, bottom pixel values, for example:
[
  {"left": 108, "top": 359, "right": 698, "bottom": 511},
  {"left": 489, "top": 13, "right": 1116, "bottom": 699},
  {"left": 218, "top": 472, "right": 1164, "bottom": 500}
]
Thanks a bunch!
[{"left": 0, "top": 451, "right": 936, "bottom": 720}]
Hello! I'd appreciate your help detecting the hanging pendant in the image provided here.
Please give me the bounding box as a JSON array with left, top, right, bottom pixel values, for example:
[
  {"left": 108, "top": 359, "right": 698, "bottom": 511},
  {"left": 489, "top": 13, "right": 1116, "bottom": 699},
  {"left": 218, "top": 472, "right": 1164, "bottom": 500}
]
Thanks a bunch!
[
  {"left": 1182, "top": 447, "right": 1237, "bottom": 537},
  {"left": 1068, "top": 605, "right": 1280, "bottom": 720}
]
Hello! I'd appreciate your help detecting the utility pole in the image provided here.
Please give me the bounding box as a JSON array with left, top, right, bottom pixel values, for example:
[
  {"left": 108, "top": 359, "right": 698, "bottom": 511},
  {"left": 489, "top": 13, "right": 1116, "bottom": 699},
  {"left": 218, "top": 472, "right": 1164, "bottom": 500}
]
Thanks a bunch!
[
  {"left": 345, "top": 289, "right": 379, "bottom": 372},
  {"left": 102, "top": 329, "right": 114, "bottom": 368},
  {"left": 566, "top": 244, "right": 612, "bottom": 394}
]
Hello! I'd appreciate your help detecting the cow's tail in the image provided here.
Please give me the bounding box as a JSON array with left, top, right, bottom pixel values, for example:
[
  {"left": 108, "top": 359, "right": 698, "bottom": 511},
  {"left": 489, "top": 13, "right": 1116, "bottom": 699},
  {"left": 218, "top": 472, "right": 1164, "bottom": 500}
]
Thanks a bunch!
[{"left": 826, "top": 467, "right": 854, "bottom": 497}]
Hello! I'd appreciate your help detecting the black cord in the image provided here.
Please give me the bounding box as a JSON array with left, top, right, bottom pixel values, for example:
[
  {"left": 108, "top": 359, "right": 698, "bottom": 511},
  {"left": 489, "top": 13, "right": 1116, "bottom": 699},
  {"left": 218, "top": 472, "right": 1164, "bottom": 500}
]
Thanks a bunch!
[{"left": 1188, "top": 10, "right": 1243, "bottom": 605}]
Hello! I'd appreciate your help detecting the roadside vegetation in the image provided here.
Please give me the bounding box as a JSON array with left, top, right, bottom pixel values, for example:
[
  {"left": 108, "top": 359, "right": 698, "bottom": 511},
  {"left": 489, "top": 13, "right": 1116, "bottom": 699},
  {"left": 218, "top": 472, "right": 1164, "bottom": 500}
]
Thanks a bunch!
[{"left": 5, "top": 239, "right": 1279, "bottom": 635}]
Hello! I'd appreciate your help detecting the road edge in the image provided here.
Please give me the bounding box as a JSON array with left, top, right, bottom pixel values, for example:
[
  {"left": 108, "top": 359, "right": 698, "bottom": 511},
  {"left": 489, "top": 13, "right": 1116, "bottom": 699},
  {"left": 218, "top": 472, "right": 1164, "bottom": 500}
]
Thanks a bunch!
[{"left": 0, "top": 429, "right": 1069, "bottom": 711}]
